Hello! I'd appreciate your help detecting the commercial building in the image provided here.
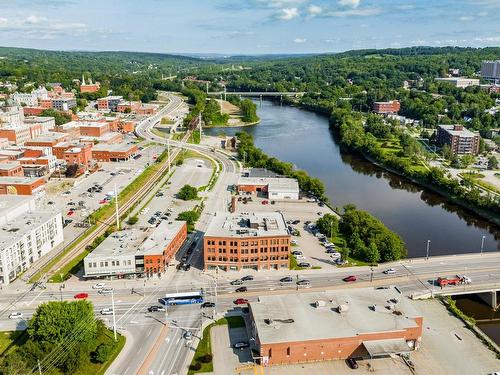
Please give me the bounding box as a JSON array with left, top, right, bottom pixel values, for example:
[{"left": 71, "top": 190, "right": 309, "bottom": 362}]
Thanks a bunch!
[
  {"left": 436, "top": 124, "right": 480, "bottom": 155},
  {"left": 51, "top": 97, "right": 76, "bottom": 111},
  {"left": 248, "top": 288, "right": 423, "bottom": 366},
  {"left": 203, "top": 211, "right": 290, "bottom": 271},
  {"left": 0, "top": 106, "right": 24, "bottom": 126},
  {"left": 373, "top": 100, "right": 400, "bottom": 114},
  {"left": 83, "top": 220, "right": 187, "bottom": 279},
  {"left": 435, "top": 77, "right": 480, "bottom": 88},
  {"left": 0, "top": 176, "right": 45, "bottom": 196},
  {"left": 77, "top": 121, "right": 110, "bottom": 137},
  {"left": 481, "top": 61, "right": 500, "bottom": 82},
  {"left": 0, "top": 125, "right": 31, "bottom": 145},
  {"left": 0, "top": 196, "right": 64, "bottom": 285},
  {"left": 237, "top": 177, "right": 299, "bottom": 200},
  {"left": 0, "top": 163, "right": 23, "bottom": 177},
  {"left": 97, "top": 96, "right": 123, "bottom": 111},
  {"left": 91, "top": 143, "right": 138, "bottom": 162},
  {"left": 25, "top": 132, "right": 69, "bottom": 148}
]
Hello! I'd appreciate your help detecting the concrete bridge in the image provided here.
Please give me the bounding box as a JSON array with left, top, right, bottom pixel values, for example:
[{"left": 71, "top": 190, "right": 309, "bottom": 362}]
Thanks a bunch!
[
  {"left": 414, "top": 285, "right": 500, "bottom": 310},
  {"left": 207, "top": 90, "right": 305, "bottom": 101}
]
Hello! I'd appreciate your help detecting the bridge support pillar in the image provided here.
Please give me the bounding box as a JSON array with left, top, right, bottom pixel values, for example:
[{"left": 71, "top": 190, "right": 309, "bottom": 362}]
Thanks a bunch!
[
  {"left": 477, "top": 291, "right": 498, "bottom": 310},
  {"left": 280, "top": 95, "right": 283, "bottom": 104},
  {"left": 259, "top": 95, "right": 262, "bottom": 105}
]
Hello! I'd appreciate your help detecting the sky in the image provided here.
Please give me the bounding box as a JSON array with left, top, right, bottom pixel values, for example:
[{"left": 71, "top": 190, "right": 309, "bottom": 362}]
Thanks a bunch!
[{"left": 0, "top": 0, "right": 499, "bottom": 55}]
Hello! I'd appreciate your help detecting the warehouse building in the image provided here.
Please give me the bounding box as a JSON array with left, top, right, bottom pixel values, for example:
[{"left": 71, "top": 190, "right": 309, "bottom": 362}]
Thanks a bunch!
[
  {"left": 0, "top": 196, "right": 64, "bottom": 285},
  {"left": 248, "top": 288, "right": 423, "bottom": 367},
  {"left": 203, "top": 211, "right": 290, "bottom": 271},
  {"left": 83, "top": 220, "right": 187, "bottom": 279},
  {"left": 237, "top": 177, "right": 299, "bottom": 200}
]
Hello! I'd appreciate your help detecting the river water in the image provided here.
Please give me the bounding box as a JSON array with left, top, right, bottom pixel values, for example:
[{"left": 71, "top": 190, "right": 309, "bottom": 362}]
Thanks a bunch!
[{"left": 204, "top": 100, "right": 499, "bottom": 258}]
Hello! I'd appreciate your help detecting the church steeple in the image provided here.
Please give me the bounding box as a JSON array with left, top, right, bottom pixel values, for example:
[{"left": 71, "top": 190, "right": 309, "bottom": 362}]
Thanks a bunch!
[{"left": 81, "top": 74, "right": 86, "bottom": 86}]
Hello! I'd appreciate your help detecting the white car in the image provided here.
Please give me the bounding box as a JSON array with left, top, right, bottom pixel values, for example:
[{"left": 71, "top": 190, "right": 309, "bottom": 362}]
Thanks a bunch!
[
  {"left": 323, "top": 242, "right": 335, "bottom": 247},
  {"left": 100, "top": 308, "right": 114, "bottom": 315},
  {"left": 314, "top": 233, "right": 324, "bottom": 238},
  {"left": 290, "top": 240, "right": 298, "bottom": 245},
  {"left": 383, "top": 268, "right": 396, "bottom": 275},
  {"left": 99, "top": 288, "right": 113, "bottom": 295},
  {"left": 8, "top": 312, "right": 23, "bottom": 319},
  {"left": 92, "top": 283, "right": 105, "bottom": 289},
  {"left": 295, "top": 254, "right": 306, "bottom": 260}
]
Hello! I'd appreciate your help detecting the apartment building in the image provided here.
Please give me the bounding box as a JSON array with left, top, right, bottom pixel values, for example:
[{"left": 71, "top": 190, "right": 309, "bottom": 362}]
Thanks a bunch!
[
  {"left": 0, "top": 196, "right": 64, "bottom": 285},
  {"left": 97, "top": 96, "right": 123, "bottom": 111},
  {"left": 436, "top": 124, "right": 480, "bottom": 155},
  {"left": 203, "top": 212, "right": 290, "bottom": 271},
  {"left": 0, "top": 106, "right": 24, "bottom": 127},
  {"left": 0, "top": 125, "right": 31, "bottom": 145}
]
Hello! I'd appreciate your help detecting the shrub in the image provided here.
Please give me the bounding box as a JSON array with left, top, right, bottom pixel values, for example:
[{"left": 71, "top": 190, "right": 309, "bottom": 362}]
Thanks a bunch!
[
  {"left": 127, "top": 216, "right": 138, "bottom": 225},
  {"left": 189, "top": 362, "right": 202, "bottom": 371},
  {"left": 94, "top": 343, "right": 114, "bottom": 363},
  {"left": 178, "top": 184, "right": 198, "bottom": 200},
  {"left": 199, "top": 354, "right": 213, "bottom": 363}
]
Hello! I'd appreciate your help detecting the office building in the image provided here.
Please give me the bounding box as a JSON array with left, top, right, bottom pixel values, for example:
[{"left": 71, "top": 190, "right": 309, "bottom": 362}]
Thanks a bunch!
[
  {"left": 237, "top": 177, "right": 299, "bottom": 200},
  {"left": 249, "top": 288, "right": 423, "bottom": 366},
  {"left": 373, "top": 100, "right": 401, "bottom": 114},
  {"left": 435, "top": 77, "right": 480, "bottom": 88},
  {"left": 204, "top": 212, "right": 290, "bottom": 271},
  {"left": 481, "top": 61, "right": 500, "bottom": 82}
]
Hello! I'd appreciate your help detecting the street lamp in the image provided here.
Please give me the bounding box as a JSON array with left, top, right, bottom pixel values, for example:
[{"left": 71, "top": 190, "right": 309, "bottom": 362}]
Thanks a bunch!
[
  {"left": 370, "top": 267, "right": 374, "bottom": 283},
  {"left": 480, "top": 235, "right": 486, "bottom": 255},
  {"left": 111, "top": 290, "right": 117, "bottom": 342},
  {"left": 426, "top": 240, "right": 431, "bottom": 261}
]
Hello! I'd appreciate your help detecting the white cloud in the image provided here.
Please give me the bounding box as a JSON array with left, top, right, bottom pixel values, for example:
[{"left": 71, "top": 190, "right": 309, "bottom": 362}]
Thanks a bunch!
[
  {"left": 326, "top": 7, "right": 380, "bottom": 17},
  {"left": 278, "top": 7, "right": 299, "bottom": 20},
  {"left": 293, "top": 37, "right": 306, "bottom": 43},
  {"left": 459, "top": 15, "right": 473, "bottom": 21},
  {"left": 477, "top": 11, "right": 488, "bottom": 16},
  {"left": 0, "top": 14, "right": 90, "bottom": 39},
  {"left": 338, "top": 0, "right": 361, "bottom": 8},
  {"left": 257, "top": 0, "right": 304, "bottom": 8},
  {"left": 308, "top": 5, "right": 323, "bottom": 16}
]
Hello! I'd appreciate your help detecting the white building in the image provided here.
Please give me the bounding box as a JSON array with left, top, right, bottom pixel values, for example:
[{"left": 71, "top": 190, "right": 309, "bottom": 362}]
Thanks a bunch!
[
  {"left": 0, "top": 106, "right": 24, "bottom": 126},
  {"left": 435, "top": 77, "right": 480, "bottom": 88},
  {"left": 0, "top": 196, "right": 63, "bottom": 285},
  {"left": 10, "top": 92, "right": 38, "bottom": 107},
  {"left": 237, "top": 176, "right": 300, "bottom": 200}
]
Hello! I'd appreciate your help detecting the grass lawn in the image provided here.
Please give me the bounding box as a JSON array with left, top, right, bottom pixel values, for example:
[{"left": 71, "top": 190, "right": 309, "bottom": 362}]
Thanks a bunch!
[
  {"left": 172, "top": 132, "right": 186, "bottom": 141},
  {"left": 0, "top": 331, "right": 28, "bottom": 357},
  {"left": 188, "top": 316, "right": 245, "bottom": 375}
]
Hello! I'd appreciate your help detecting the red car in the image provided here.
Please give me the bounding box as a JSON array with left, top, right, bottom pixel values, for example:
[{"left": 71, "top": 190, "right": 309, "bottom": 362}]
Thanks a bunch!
[
  {"left": 74, "top": 293, "right": 89, "bottom": 299},
  {"left": 99, "top": 199, "right": 108, "bottom": 204},
  {"left": 343, "top": 275, "right": 357, "bottom": 282},
  {"left": 261, "top": 200, "right": 269, "bottom": 205},
  {"left": 234, "top": 298, "right": 249, "bottom": 305},
  {"left": 67, "top": 210, "right": 74, "bottom": 216}
]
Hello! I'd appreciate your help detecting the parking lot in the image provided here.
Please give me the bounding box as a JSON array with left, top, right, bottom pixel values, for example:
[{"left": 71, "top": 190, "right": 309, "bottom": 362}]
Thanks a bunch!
[
  {"left": 211, "top": 324, "right": 252, "bottom": 375},
  {"left": 234, "top": 194, "right": 340, "bottom": 270}
]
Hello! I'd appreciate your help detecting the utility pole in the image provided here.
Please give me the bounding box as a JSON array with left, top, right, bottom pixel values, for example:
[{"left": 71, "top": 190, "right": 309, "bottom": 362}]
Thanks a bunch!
[
  {"left": 111, "top": 290, "right": 117, "bottom": 342},
  {"left": 480, "top": 235, "right": 485, "bottom": 255},
  {"left": 38, "top": 359, "right": 42, "bottom": 375},
  {"left": 167, "top": 138, "right": 171, "bottom": 175},
  {"left": 114, "top": 183, "right": 119, "bottom": 230},
  {"left": 425, "top": 240, "right": 430, "bottom": 261}
]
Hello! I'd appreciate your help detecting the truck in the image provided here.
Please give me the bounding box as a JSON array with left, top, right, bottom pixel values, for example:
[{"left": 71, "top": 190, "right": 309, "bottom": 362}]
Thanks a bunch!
[{"left": 437, "top": 275, "right": 472, "bottom": 288}]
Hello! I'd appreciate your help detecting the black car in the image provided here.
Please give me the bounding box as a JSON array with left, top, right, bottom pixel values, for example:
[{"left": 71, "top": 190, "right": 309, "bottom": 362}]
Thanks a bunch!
[
  {"left": 298, "top": 262, "right": 311, "bottom": 268},
  {"left": 292, "top": 220, "right": 300, "bottom": 225},
  {"left": 201, "top": 302, "right": 215, "bottom": 308},
  {"left": 230, "top": 279, "right": 243, "bottom": 285},
  {"left": 241, "top": 275, "right": 254, "bottom": 281},
  {"left": 177, "top": 263, "right": 191, "bottom": 271},
  {"left": 346, "top": 358, "right": 358, "bottom": 369},
  {"left": 233, "top": 341, "right": 250, "bottom": 349},
  {"left": 235, "top": 286, "right": 247, "bottom": 293},
  {"left": 181, "top": 255, "right": 188, "bottom": 262},
  {"left": 280, "top": 276, "right": 293, "bottom": 283},
  {"left": 296, "top": 279, "right": 310, "bottom": 286},
  {"left": 148, "top": 305, "right": 165, "bottom": 312},
  {"left": 148, "top": 218, "right": 156, "bottom": 224}
]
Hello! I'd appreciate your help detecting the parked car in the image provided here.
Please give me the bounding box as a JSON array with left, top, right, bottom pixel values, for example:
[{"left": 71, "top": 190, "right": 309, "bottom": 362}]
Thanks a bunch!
[
  {"left": 292, "top": 220, "right": 300, "bottom": 225},
  {"left": 261, "top": 200, "right": 269, "bottom": 205},
  {"left": 9, "top": 312, "right": 23, "bottom": 319},
  {"left": 234, "top": 298, "right": 249, "bottom": 305},
  {"left": 343, "top": 275, "right": 357, "bottom": 282},
  {"left": 291, "top": 250, "right": 302, "bottom": 256},
  {"left": 241, "top": 275, "right": 254, "bottom": 281},
  {"left": 290, "top": 239, "right": 298, "bottom": 245},
  {"left": 92, "top": 283, "right": 105, "bottom": 289},
  {"left": 296, "top": 279, "right": 310, "bottom": 286},
  {"left": 230, "top": 279, "right": 243, "bottom": 285},
  {"left": 234, "top": 341, "right": 250, "bottom": 349},
  {"left": 201, "top": 302, "right": 216, "bottom": 308},
  {"left": 294, "top": 254, "right": 306, "bottom": 260},
  {"left": 346, "top": 358, "right": 358, "bottom": 369},
  {"left": 280, "top": 276, "right": 293, "bottom": 283},
  {"left": 235, "top": 286, "right": 248, "bottom": 293},
  {"left": 100, "top": 308, "right": 113, "bottom": 315},
  {"left": 67, "top": 210, "right": 74, "bottom": 216},
  {"left": 99, "top": 199, "right": 108, "bottom": 204},
  {"left": 177, "top": 263, "right": 191, "bottom": 271},
  {"left": 298, "top": 262, "right": 311, "bottom": 268},
  {"left": 74, "top": 292, "right": 89, "bottom": 299},
  {"left": 183, "top": 331, "right": 193, "bottom": 340},
  {"left": 148, "top": 305, "right": 166, "bottom": 312},
  {"left": 383, "top": 268, "right": 396, "bottom": 275}
]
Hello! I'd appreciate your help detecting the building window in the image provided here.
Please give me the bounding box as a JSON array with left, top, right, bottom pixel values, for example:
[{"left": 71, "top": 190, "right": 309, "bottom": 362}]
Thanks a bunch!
[
  {"left": 269, "top": 349, "right": 272, "bottom": 358},
  {"left": 287, "top": 347, "right": 291, "bottom": 356}
]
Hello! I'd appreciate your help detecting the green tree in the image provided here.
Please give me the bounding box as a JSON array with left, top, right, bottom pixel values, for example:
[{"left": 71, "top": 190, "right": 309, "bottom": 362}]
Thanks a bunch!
[
  {"left": 441, "top": 144, "right": 453, "bottom": 161},
  {"left": 488, "top": 155, "right": 498, "bottom": 170},
  {"left": 94, "top": 343, "right": 114, "bottom": 363},
  {"left": 316, "top": 214, "right": 339, "bottom": 240},
  {"left": 177, "top": 184, "right": 198, "bottom": 200},
  {"left": 40, "top": 108, "right": 72, "bottom": 126},
  {"left": 239, "top": 99, "right": 259, "bottom": 123},
  {"left": 177, "top": 210, "right": 200, "bottom": 232}
]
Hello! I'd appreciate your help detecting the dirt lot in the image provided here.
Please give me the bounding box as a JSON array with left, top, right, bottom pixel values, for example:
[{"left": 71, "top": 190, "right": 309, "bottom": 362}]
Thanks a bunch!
[{"left": 235, "top": 194, "right": 339, "bottom": 269}]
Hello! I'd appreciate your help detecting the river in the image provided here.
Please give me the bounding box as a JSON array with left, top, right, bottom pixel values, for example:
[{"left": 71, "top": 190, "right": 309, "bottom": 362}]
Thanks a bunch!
[{"left": 204, "top": 100, "right": 499, "bottom": 258}]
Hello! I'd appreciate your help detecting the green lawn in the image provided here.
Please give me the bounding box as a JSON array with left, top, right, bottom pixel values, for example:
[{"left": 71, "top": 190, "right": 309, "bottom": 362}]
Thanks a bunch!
[
  {"left": 0, "top": 331, "right": 27, "bottom": 357},
  {"left": 172, "top": 132, "right": 186, "bottom": 141},
  {"left": 188, "top": 316, "right": 245, "bottom": 374}
]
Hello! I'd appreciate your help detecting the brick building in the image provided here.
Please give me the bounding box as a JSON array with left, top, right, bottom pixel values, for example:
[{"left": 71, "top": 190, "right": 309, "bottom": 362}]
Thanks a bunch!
[
  {"left": 97, "top": 96, "right": 123, "bottom": 111},
  {"left": 249, "top": 288, "right": 423, "bottom": 367},
  {"left": 436, "top": 124, "right": 480, "bottom": 155},
  {"left": 77, "top": 121, "right": 110, "bottom": 137},
  {"left": 91, "top": 143, "right": 138, "bottom": 162},
  {"left": 203, "top": 212, "right": 290, "bottom": 271},
  {"left": 0, "top": 162, "right": 23, "bottom": 177},
  {"left": 373, "top": 100, "right": 401, "bottom": 114},
  {"left": 237, "top": 177, "right": 299, "bottom": 200},
  {"left": 25, "top": 132, "right": 69, "bottom": 148},
  {"left": 79, "top": 75, "right": 101, "bottom": 93},
  {"left": 0, "top": 176, "right": 45, "bottom": 196},
  {"left": 0, "top": 125, "right": 31, "bottom": 144}
]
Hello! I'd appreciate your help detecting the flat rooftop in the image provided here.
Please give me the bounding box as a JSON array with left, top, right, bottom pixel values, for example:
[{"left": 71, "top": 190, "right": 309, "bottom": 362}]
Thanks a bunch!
[
  {"left": 92, "top": 143, "right": 136, "bottom": 152},
  {"left": 0, "top": 176, "right": 43, "bottom": 184},
  {"left": 0, "top": 210, "right": 60, "bottom": 249},
  {"left": 205, "top": 211, "right": 289, "bottom": 238},
  {"left": 0, "top": 195, "right": 35, "bottom": 218},
  {"left": 86, "top": 220, "right": 186, "bottom": 259},
  {"left": 0, "top": 162, "right": 20, "bottom": 170},
  {"left": 28, "top": 132, "right": 67, "bottom": 142},
  {"left": 237, "top": 177, "right": 299, "bottom": 192},
  {"left": 245, "top": 168, "right": 281, "bottom": 178},
  {"left": 438, "top": 124, "right": 479, "bottom": 137},
  {"left": 250, "top": 288, "right": 421, "bottom": 345}
]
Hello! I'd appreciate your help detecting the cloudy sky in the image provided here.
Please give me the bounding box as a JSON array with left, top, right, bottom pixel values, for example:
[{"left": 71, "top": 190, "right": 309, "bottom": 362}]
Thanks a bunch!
[{"left": 0, "top": 0, "right": 499, "bottom": 54}]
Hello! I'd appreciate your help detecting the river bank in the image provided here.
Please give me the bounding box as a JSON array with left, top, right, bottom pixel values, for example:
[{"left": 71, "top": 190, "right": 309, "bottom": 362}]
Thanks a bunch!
[{"left": 204, "top": 99, "right": 499, "bottom": 257}]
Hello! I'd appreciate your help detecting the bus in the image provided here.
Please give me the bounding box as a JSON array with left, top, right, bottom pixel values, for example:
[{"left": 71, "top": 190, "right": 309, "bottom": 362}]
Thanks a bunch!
[{"left": 163, "top": 291, "right": 204, "bottom": 306}]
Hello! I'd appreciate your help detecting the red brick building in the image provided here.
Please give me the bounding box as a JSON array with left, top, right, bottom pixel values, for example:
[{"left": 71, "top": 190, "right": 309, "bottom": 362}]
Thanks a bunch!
[
  {"left": 91, "top": 143, "right": 138, "bottom": 162},
  {"left": 0, "top": 126, "right": 31, "bottom": 144},
  {"left": 203, "top": 212, "right": 290, "bottom": 271},
  {"left": 0, "top": 176, "right": 45, "bottom": 196},
  {"left": 436, "top": 124, "right": 480, "bottom": 155},
  {"left": 373, "top": 100, "right": 401, "bottom": 114},
  {"left": 0, "top": 163, "right": 23, "bottom": 177},
  {"left": 249, "top": 289, "right": 423, "bottom": 367}
]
